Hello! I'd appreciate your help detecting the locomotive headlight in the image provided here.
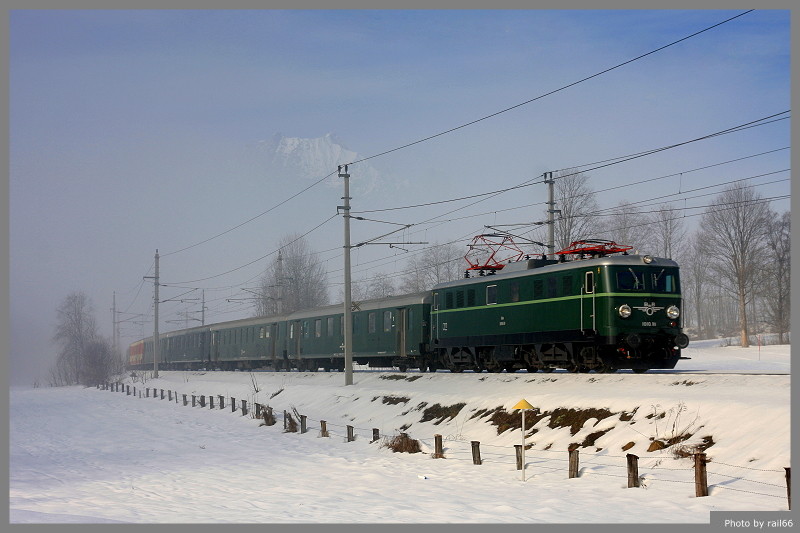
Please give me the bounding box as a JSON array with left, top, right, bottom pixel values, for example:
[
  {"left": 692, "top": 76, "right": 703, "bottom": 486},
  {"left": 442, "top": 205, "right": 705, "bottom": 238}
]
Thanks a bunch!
[
  {"left": 643, "top": 255, "right": 654, "bottom": 264},
  {"left": 619, "top": 304, "right": 632, "bottom": 318},
  {"left": 666, "top": 305, "right": 680, "bottom": 319}
]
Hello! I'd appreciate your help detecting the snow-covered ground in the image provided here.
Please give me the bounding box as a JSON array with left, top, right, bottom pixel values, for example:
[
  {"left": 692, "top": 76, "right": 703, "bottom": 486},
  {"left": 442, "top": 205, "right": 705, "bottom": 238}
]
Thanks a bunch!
[{"left": 9, "top": 342, "right": 791, "bottom": 525}]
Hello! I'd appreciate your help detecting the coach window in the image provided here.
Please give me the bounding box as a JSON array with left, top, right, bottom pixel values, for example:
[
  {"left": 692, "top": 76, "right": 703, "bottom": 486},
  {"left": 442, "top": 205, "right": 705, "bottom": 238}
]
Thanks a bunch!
[
  {"left": 327, "top": 317, "right": 334, "bottom": 337},
  {"left": 289, "top": 323, "right": 295, "bottom": 339},
  {"left": 303, "top": 321, "right": 310, "bottom": 338},
  {"left": 487, "top": 284, "right": 498, "bottom": 305},
  {"left": 260, "top": 327, "right": 265, "bottom": 339},
  {"left": 368, "top": 312, "right": 377, "bottom": 334},
  {"left": 384, "top": 310, "right": 393, "bottom": 332},
  {"left": 315, "top": 319, "right": 322, "bottom": 338}
]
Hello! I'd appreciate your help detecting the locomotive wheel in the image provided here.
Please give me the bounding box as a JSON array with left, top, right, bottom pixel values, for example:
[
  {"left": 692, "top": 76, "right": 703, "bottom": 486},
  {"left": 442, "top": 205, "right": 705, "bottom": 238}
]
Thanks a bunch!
[
  {"left": 397, "top": 365, "right": 408, "bottom": 372},
  {"left": 542, "top": 367, "right": 554, "bottom": 373},
  {"left": 632, "top": 368, "right": 649, "bottom": 374},
  {"left": 526, "top": 366, "right": 539, "bottom": 373}
]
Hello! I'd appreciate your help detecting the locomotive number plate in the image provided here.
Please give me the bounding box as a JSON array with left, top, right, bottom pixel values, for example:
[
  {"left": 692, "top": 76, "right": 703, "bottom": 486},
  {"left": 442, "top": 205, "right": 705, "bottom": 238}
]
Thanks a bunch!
[{"left": 641, "top": 321, "right": 657, "bottom": 327}]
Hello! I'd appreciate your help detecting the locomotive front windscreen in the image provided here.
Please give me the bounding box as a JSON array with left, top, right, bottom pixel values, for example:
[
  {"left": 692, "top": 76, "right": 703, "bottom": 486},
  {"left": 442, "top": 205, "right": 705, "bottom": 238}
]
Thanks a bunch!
[{"left": 615, "top": 268, "right": 680, "bottom": 293}]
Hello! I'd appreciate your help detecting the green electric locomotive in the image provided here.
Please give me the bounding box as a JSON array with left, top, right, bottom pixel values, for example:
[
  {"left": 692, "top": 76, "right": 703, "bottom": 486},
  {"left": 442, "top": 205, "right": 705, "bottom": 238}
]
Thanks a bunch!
[{"left": 429, "top": 240, "right": 689, "bottom": 373}]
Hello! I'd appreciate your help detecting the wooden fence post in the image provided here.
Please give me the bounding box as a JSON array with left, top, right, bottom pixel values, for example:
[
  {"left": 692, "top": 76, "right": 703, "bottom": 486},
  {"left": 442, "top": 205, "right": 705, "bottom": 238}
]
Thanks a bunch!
[
  {"left": 320, "top": 420, "right": 329, "bottom": 438},
  {"left": 283, "top": 411, "right": 288, "bottom": 430},
  {"left": 145, "top": 388, "right": 149, "bottom": 398},
  {"left": 786, "top": 467, "right": 791, "bottom": 510},
  {"left": 372, "top": 429, "right": 380, "bottom": 443},
  {"left": 694, "top": 453, "right": 708, "bottom": 497},
  {"left": 300, "top": 415, "right": 307, "bottom": 434},
  {"left": 126, "top": 385, "right": 130, "bottom": 395},
  {"left": 627, "top": 454, "right": 640, "bottom": 488},
  {"left": 167, "top": 390, "right": 172, "bottom": 401},
  {"left": 219, "top": 395, "right": 225, "bottom": 409},
  {"left": 433, "top": 434, "right": 444, "bottom": 458},
  {"left": 515, "top": 445, "right": 523, "bottom": 470},
  {"left": 210, "top": 395, "right": 215, "bottom": 409},
  {"left": 182, "top": 394, "right": 187, "bottom": 406},
  {"left": 255, "top": 403, "right": 262, "bottom": 418},
  {"left": 231, "top": 397, "right": 236, "bottom": 413},
  {"left": 471, "top": 441, "right": 482, "bottom": 465},
  {"left": 241, "top": 400, "right": 248, "bottom": 416},
  {"left": 192, "top": 395, "right": 196, "bottom": 407},
  {"left": 200, "top": 395, "right": 206, "bottom": 408},
  {"left": 569, "top": 449, "right": 580, "bottom": 479},
  {"left": 347, "top": 425, "right": 355, "bottom": 442}
]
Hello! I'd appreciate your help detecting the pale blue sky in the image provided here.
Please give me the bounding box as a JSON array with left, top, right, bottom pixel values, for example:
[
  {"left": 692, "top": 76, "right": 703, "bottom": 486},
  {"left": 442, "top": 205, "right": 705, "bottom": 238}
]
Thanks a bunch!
[{"left": 9, "top": 9, "right": 791, "bottom": 384}]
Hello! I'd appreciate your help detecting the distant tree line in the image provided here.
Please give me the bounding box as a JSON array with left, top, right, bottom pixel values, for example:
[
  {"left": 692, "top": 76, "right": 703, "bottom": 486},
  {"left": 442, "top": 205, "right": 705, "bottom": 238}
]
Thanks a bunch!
[
  {"left": 253, "top": 173, "right": 789, "bottom": 349},
  {"left": 49, "top": 292, "right": 123, "bottom": 387}
]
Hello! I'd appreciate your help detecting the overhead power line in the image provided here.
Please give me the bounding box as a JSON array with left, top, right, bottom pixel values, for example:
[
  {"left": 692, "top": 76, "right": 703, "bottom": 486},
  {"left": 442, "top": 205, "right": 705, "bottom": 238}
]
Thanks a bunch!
[
  {"left": 353, "top": 112, "right": 788, "bottom": 216},
  {"left": 343, "top": 10, "right": 755, "bottom": 168},
  {"left": 163, "top": 170, "right": 337, "bottom": 257}
]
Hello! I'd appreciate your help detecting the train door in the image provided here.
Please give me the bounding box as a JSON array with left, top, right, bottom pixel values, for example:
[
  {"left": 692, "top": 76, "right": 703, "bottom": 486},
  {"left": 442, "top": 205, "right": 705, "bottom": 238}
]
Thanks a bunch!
[
  {"left": 581, "top": 270, "right": 596, "bottom": 333},
  {"left": 396, "top": 308, "right": 408, "bottom": 358},
  {"left": 269, "top": 323, "right": 277, "bottom": 359}
]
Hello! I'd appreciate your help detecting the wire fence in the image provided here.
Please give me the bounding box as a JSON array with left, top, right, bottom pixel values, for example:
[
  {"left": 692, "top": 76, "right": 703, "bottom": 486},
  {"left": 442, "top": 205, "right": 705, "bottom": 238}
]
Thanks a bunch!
[{"left": 100, "top": 381, "right": 790, "bottom": 508}]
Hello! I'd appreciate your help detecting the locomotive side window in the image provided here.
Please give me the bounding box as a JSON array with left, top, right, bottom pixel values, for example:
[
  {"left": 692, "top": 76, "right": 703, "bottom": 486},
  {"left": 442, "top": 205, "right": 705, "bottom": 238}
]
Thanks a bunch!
[
  {"left": 456, "top": 291, "right": 464, "bottom": 308},
  {"left": 585, "top": 271, "right": 594, "bottom": 294},
  {"left": 562, "top": 276, "right": 573, "bottom": 296},
  {"left": 445, "top": 292, "right": 454, "bottom": 309},
  {"left": 467, "top": 289, "right": 476, "bottom": 307},
  {"left": 487, "top": 285, "right": 498, "bottom": 305},
  {"left": 510, "top": 282, "right": 520, "bottom": 302},
  {"left": 547, "top": 277, "right": 557, "bottom": 298},
  {"left": 533, "top": 279, "right": 543, "bottom": 299},
  {"left": 433, "top": 293, "right": 439, "bottom": 311}
]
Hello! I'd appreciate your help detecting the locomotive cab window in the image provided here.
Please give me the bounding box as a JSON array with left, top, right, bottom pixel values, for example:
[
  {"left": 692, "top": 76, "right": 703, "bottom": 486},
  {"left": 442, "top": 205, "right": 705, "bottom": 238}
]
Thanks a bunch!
[
  {"left": 617, "top": 269, "right": 645, "bottom": 291},
  {"left": 651, "top": 269, "right": 680, "bottom": 293}
]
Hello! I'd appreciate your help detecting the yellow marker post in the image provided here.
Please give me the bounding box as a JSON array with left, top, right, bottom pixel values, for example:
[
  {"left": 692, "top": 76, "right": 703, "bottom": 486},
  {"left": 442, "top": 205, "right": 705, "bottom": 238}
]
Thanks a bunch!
[{"left": 513, "top": 399, "right": 534, "bottom": 482}]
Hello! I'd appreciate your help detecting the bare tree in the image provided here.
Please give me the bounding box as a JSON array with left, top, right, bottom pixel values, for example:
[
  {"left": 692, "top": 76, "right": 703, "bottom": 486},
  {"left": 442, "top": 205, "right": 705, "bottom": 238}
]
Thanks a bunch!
[
  {"left": 551, "top": 169, "right": 600, "bottom": 250},
  {"left": 761, "top": 210, "right": 790, "bottom": 343},
  {"left": 681, "top": 232, "right": 710, "bottom": 338},
  {"left": 595, "top": 200, "right": 649, "bottom": 252},
  {"left": 399, "top": 242, "right": 464, "bottom": 293},
  {"left": 647, "top": 203, "right": 687, "bottom": 259},
  {"left": 351, "top": 271, "right": 397, "bottom": 301},
  {"left": 51, "top": 292, "right": 97, "bottom": 385},
  {"left": 255, "top": 234, "right": 329, "bottom": 316},
  {"left": 700, "top": 181, "right": 771, "bottom": 347},
  {"left": 49, "top": 291, "right": 120, "bottom": 386}
]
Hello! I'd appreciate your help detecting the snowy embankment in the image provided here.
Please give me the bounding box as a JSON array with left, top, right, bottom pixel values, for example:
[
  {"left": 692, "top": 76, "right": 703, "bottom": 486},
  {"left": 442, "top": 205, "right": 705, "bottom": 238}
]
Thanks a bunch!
[{"left": 9, "top": 342, "right": 791, "bottom": 524}]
